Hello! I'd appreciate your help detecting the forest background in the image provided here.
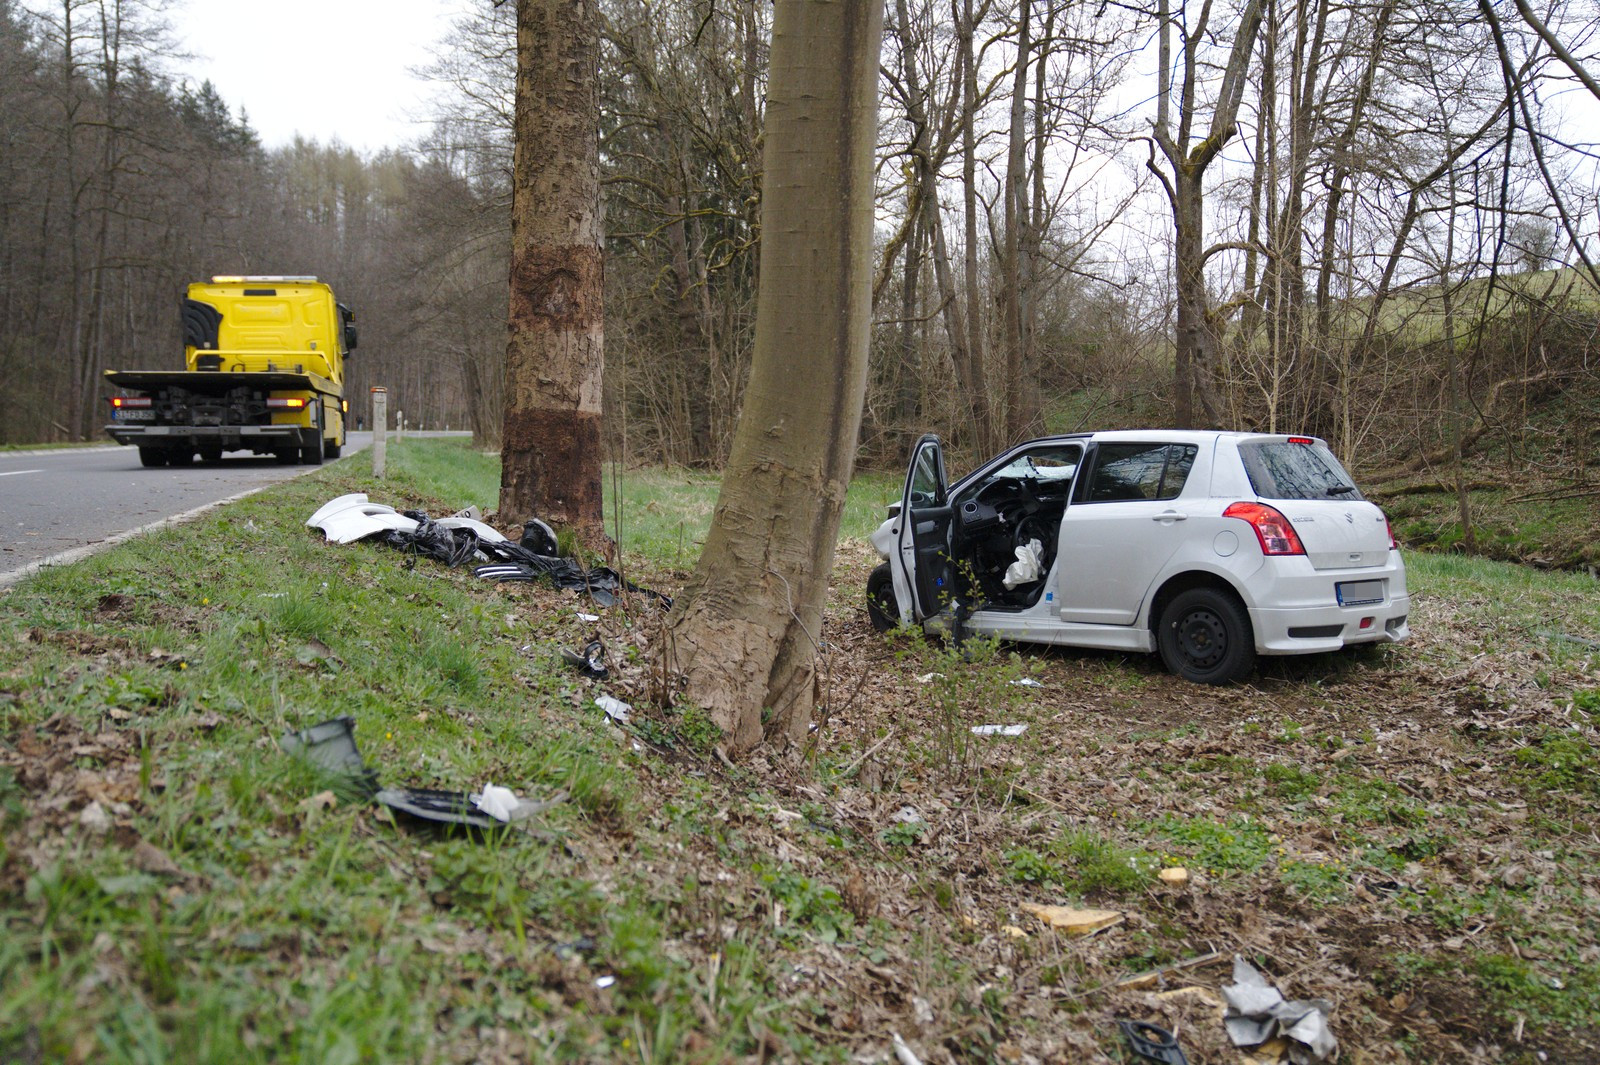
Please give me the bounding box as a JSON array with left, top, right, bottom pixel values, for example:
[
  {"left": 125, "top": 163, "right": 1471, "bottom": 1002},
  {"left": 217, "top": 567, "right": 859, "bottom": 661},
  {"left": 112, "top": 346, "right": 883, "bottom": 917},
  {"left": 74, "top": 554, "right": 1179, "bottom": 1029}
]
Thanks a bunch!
[{"left": 2, "top": 0, "right": 1598, "bottom": 566}]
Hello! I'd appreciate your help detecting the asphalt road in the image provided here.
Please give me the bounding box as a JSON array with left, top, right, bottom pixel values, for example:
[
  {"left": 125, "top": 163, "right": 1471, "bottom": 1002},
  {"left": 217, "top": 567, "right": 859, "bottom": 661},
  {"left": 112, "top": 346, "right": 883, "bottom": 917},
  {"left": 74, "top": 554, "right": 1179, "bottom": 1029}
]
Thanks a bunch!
[{"left": 0, "top": 433, "right": 374, "bottom": 587}]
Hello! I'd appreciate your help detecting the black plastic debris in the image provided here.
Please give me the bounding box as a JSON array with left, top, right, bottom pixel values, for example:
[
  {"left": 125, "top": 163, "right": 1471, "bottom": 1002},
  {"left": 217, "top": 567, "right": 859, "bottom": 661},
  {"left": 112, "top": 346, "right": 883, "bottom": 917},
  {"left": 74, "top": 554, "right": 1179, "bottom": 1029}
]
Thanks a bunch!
[
  {"left": 559, "top": 639, "right": 608, "bottom": 680},
  {"left": 382, "top": 512, "right": 485, "bottom": 568},
  {"left": 374, "top": 787, "right": 506, "bottom": 830},
  {"left": 311, "top": 494, "right": 668, "bottom": 607},
  {"left": 521, "top": 518, "right": 558, "bottom": 557},
  {"left": 280, "top": 715, "right": 561, "bottom": 834},
  {"left": 279, "top": 716, "right": 379, "bottom": 800},
  {"left": 1117, "top": 1021, "right": 1189, "bottom": 1065},
  {"left": 473, "top": 540, "right": 669, "bottom": 608}
]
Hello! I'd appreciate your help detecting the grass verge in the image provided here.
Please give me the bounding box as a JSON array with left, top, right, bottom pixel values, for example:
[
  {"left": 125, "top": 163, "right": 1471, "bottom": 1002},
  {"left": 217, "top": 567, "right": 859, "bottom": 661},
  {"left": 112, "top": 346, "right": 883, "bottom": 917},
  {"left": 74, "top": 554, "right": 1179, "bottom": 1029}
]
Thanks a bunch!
[{"left": 1, "top": 438, "right": 1596, "bottom": 1063}]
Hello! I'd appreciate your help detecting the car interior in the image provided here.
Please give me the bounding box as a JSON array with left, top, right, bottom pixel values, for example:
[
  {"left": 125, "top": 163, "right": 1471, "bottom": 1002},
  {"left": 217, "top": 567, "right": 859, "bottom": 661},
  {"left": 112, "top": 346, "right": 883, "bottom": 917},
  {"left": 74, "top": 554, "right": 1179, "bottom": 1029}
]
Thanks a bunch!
[{"left": 947, "top": 445, "right": 1081, "bottom": 610}]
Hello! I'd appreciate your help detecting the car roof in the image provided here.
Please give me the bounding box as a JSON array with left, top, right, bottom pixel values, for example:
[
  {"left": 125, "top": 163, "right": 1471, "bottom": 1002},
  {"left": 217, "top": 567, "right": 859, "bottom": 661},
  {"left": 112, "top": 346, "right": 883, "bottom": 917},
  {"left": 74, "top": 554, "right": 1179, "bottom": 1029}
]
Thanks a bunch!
[{"left": 1013, "top": 430, "right": 1326, "bottom": 447}]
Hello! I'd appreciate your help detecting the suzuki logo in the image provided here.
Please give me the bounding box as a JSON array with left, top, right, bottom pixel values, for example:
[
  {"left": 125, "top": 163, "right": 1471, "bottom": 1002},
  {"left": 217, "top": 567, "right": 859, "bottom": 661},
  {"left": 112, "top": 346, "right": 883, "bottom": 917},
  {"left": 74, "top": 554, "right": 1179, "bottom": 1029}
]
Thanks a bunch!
[{"left": 1344, "top": 512, "right": 1355, "bottom": 524}]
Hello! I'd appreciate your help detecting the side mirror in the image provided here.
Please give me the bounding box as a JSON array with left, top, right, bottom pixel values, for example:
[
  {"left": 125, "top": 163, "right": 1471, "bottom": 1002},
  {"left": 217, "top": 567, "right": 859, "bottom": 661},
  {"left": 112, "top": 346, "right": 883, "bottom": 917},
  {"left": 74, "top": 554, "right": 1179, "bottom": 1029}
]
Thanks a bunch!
[{"left": 344, "top": 323, "right": 359, "bottom": 352}]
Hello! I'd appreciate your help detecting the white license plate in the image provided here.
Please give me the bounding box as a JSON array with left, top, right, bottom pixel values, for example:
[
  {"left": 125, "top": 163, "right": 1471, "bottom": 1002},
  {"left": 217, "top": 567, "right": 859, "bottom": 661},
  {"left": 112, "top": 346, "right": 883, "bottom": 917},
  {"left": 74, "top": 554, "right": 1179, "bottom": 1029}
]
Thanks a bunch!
[
  {"left": 115, "top": 410, "right": 155, "bottom": 421},
  {"left": 1336, "top": 579, "right": 1384, "bottom": 606}
]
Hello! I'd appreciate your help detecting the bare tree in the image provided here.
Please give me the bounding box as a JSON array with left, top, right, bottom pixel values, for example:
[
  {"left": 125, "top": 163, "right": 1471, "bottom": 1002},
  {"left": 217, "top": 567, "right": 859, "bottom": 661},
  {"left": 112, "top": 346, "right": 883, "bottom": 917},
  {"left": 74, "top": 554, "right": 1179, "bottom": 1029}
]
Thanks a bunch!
[
  {"left": 665, "top": 0, "right": 884, "bottom": 756},
  {"left": 1147, "top": 0, "right": 1263, "bottom": 428}
]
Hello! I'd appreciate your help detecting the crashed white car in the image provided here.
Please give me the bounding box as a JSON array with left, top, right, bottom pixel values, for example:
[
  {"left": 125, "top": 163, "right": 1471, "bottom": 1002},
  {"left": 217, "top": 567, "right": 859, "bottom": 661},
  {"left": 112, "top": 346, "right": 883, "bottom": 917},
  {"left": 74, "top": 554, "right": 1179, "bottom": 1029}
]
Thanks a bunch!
[{"left": 867, "top": 431, "right": 1410, "bottom": 683}]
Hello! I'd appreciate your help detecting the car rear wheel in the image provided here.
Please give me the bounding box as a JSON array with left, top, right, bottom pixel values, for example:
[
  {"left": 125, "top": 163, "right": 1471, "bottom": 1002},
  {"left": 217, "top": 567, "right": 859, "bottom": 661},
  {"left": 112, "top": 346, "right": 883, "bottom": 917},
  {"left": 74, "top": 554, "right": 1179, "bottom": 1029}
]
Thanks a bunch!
[
  {"left": 866, "top": 563, "right": 898, "bottom": 632},
  {"left": 1157, "top": 588, "right": 1255, "bottom": 684}
]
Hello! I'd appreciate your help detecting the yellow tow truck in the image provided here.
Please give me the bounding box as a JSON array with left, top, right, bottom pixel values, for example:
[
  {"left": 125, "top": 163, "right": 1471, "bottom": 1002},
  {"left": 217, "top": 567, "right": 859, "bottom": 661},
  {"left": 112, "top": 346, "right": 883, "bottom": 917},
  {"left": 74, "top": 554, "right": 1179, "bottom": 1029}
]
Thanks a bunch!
[{"left": 104, "top": 276, "right": 355, "bottom": 467}]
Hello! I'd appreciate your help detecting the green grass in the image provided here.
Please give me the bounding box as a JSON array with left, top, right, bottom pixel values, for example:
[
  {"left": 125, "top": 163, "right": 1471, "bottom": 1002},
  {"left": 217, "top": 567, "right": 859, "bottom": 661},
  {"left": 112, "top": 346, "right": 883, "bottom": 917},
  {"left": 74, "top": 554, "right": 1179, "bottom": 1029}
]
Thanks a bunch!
[
  {"left": 0, "top": 439, "right": 849, "bottom": 1063},
  {"left": 603, "top": 464, "right": 900, "bottom": 571},
  {"left": 4, "top": 436, "right": 1599, "bottom": 1061}
]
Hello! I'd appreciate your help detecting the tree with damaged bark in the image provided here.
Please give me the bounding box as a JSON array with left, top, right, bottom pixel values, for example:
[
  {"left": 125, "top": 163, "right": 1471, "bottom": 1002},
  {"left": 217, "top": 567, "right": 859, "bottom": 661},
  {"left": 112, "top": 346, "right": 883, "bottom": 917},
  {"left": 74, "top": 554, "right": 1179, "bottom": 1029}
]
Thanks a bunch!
[
  {"left": 498, "top": 0, "right": 606, "bottom": 540},
  {"left": 665, "top": 0, "right": 884, "bottom": 757}
]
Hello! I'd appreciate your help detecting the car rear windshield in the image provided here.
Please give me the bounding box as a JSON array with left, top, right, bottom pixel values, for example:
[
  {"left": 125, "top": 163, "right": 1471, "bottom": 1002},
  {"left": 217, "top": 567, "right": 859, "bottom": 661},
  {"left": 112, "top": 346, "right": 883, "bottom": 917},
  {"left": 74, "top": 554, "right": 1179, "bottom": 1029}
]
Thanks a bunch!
[{"left": 1238, "top": 440, "right": 1364, "bottom": 501}]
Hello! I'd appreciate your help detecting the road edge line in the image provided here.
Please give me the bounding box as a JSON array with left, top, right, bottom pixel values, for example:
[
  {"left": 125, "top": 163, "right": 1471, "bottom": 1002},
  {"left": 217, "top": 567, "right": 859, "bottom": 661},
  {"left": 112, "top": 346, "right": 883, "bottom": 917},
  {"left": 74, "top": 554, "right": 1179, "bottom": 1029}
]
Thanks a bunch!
[{"left": 0, "top": 484, "right": 273, "bottom": 592}]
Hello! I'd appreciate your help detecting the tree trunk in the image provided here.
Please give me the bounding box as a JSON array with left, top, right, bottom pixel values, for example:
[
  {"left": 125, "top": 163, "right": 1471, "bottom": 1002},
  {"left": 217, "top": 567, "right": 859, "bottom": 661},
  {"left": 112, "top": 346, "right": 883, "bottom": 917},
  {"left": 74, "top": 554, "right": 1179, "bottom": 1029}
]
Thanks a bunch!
[
  {"left": 499, "top": 0, "right": 605, "bottom": 541},
  {"left": 666, "top": 0, "right": 884, "bottom": 757},
  {"left": 958, "top": 0, "right": 993, "bottom": 451}
]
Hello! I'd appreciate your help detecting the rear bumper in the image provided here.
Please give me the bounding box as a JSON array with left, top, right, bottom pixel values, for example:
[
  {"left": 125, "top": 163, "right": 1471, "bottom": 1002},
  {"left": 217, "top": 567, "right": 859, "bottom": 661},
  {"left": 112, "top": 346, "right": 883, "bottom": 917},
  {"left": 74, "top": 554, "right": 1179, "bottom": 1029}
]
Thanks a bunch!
[
  {"left": 105, "top": 424, "right": 304, "bottom": 446},
  {"left": 1243, "top": 553, "right": 1411, "bottom": 653}
]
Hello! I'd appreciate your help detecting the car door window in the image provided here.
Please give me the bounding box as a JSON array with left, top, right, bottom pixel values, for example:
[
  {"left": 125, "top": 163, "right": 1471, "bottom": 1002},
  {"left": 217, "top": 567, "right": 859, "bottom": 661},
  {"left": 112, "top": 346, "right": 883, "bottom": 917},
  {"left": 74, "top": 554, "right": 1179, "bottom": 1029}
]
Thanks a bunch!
[
  {"left": 908, "top": 444, "right": 946, "bottom": 506},
  {"left": 1082, "top": 444, "right": 1197, "bottom": 502}
]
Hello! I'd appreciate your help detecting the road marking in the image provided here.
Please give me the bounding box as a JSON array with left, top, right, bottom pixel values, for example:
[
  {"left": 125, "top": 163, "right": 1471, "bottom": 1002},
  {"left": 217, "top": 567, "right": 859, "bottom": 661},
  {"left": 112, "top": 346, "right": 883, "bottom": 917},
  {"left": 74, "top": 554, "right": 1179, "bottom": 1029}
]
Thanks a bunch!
[
  {"left": 0, "top": 469, "right": 43, "bottom": 477},
  {"left": 0, "top": 484, "right": 273, "bottom": 591}
]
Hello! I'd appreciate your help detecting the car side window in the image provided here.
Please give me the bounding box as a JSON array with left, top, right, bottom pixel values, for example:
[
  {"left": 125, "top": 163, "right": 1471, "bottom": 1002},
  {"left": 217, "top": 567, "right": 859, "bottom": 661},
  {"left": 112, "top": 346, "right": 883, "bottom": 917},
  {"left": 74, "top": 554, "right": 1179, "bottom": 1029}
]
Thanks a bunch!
[
  {"left": 1158, "top": 445, "right": 1198, "bottom": 499},
  {"left": 1083, "top": 444, "right": 1197, "bottom": 502}
]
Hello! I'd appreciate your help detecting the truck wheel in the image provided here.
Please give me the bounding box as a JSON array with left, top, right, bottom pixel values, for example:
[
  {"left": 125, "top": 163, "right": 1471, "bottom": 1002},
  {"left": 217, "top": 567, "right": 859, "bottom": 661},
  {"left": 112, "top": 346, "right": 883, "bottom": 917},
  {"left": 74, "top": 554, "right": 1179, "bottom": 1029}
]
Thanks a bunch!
[
  {"left": 199, "top": 446, "right": 223, "bottom": 464},
  {"left": 324, "top": 439, "right": 342, "bottom": 459},
  {"left": 138, "top": 446, "right": 165, "bottom": 468}
]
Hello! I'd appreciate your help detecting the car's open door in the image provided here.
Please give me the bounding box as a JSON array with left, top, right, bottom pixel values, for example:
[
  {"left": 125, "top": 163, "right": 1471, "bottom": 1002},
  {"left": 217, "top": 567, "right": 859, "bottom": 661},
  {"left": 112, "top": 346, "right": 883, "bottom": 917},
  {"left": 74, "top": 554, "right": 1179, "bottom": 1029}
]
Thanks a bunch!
[{"left": 895, "top": 434, "right": 955, "bottom": 620}]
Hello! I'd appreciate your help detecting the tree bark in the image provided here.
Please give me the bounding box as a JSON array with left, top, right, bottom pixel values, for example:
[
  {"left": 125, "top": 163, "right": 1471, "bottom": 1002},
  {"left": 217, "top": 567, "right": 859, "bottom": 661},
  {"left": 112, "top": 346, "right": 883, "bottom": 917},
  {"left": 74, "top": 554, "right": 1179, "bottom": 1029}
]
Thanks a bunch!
[
  {"left": 666, "top": 0, "right": 884, "bottom": 757},
  {"left": 499, "top": 0, "right": 606, "bottom": 541}
]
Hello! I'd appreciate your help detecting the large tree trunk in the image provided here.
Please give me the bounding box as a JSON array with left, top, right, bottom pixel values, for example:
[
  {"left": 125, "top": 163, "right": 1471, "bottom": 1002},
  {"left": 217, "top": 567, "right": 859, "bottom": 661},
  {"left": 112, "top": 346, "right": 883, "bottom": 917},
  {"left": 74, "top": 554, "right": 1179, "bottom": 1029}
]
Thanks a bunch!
[
  {"left": 665, "top": 0, "right": 884, "bottom": 757},
  {"left": 499, "top": 0, "right": 605, "bottom": 541}
]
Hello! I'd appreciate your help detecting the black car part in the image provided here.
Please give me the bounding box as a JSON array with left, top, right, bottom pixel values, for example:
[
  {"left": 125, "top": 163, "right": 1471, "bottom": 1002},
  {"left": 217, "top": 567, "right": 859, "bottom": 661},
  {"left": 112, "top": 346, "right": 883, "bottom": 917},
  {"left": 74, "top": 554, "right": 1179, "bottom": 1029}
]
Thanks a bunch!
[{"left": 1117, "top": 1021, "right": 1189, "bottom": 1065}]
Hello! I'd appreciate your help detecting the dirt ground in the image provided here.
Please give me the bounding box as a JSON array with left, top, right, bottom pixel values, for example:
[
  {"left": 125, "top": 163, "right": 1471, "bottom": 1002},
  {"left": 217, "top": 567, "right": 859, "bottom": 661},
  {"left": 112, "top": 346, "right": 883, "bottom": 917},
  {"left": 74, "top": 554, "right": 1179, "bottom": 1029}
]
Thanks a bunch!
[
  {"left": 605, "top": 538, "right": 1600, "bottom": 1064},
  {"left": 4, "top": 523, "right": 1595, "bottom": 1063}
]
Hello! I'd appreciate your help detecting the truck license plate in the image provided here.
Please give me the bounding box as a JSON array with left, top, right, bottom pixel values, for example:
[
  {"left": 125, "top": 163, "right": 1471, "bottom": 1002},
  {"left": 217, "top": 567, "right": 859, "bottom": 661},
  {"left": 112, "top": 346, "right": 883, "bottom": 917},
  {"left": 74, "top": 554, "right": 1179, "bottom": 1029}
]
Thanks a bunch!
[
  {"left": 1336, "top": 579, "right": 1384, "bottom": 606},
  {"left": 114, "top": 410, "right": 155, "bottom": 421}
]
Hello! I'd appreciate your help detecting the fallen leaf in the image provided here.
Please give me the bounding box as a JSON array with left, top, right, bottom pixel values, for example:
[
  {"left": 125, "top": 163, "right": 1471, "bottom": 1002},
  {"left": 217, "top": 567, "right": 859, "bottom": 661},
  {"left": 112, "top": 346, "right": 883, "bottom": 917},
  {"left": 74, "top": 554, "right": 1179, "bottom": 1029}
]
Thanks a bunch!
[
  {"left": 79, "top": 801, "right": 112, "bottom": 833},
  {"left": 131, "top": 839, "right": 183, "bottom": 877},
  {"left": 300, "top": 791, "right": 338, "bottom": 813}
]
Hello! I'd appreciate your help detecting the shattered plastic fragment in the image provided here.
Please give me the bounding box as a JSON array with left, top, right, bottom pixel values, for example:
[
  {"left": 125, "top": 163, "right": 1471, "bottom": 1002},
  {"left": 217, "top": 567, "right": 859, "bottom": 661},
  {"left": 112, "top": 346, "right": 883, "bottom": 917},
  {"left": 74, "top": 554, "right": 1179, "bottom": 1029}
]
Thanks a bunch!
[
  {"left": 1009, "top": 677, "right": 1045, "bottom": 688},
  {"left": 475, "top": 783, "right": 520, "bottom": 822},
  {"left": 559, "top": 640, "right": 608, "bottom": 680},
  {"left": 279, "top": 716, "right": 379, "bottom": 800},
  {"left": 1221, "top": 957, "right": 1339, "bottom": 1063},
  {"left": 306, "top": 494, "right": 670, "bottom": 606},
  {"left": 376, "top": 787, "right": 505, "bottom": 829},
  {"left": 1117, "top": 1020, "right": 1190, "bottom": 1065},
  {"left": 521, "top": 518, "right": 559, "bottom": 557},
  {"left": 971, "top": 724, "right": 1028, "bottom": 736},
  {"left": 595, "top": 695, "right": 631, "bottom": 724}
]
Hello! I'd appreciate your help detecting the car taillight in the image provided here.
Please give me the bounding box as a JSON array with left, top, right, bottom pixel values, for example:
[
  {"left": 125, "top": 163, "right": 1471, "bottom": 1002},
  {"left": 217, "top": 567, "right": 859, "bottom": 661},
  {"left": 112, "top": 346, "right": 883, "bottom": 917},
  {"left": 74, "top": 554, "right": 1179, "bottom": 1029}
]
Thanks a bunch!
[
  {"left": 1223, "top": 502, "right": 1306, "bottom": 556},
  {"left": 266, "top": 398, "right": 307, "bottom": 409},
  {"left": 1385, "top": 515, "right": 1397, "bottom": 550},
  {"left": 1287, "top": 436, "right": 1314, "bottom": 445},
  {"left": 109, "top": 396, "right": 151, "bottom": 409}
]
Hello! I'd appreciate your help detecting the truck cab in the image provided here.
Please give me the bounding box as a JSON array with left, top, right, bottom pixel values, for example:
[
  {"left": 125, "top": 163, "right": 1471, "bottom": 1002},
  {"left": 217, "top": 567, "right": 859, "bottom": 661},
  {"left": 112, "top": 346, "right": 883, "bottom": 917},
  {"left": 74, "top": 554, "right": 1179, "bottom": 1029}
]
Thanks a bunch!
[{"left": 105, "top": 275, "right": 357, "bottom": 467}]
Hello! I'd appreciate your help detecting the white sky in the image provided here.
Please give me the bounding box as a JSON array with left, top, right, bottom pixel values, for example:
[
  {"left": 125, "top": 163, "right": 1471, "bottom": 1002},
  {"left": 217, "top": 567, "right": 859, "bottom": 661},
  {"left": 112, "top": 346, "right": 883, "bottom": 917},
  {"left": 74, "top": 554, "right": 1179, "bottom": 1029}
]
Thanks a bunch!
[{"left": 168, "top": 0, "right": 477, "bottom": 154}]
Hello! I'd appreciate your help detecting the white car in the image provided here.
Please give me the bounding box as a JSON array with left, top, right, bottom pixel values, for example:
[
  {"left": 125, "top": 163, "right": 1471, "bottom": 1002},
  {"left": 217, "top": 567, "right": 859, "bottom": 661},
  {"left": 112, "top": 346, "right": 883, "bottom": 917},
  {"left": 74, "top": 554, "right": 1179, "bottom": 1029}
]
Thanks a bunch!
[{"left": 867, "top": 431, "right": 1410, "bottom": 683}]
